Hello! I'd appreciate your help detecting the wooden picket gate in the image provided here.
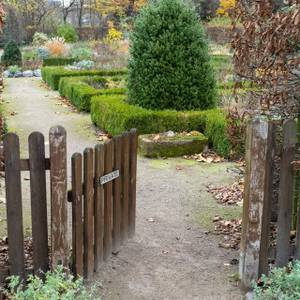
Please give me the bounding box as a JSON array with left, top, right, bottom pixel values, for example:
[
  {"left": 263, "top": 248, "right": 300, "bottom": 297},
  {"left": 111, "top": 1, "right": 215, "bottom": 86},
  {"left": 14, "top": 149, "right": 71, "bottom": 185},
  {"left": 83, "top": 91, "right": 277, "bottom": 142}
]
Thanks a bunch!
[
  {"left": 240, "top": 117, "right": 300, "bottom": 290},
  {"left": 0, "top": 126, "right": 137, "bottom": 287},
  {"left": 70, "top": 130, "right": 138, "bottom": 279}
]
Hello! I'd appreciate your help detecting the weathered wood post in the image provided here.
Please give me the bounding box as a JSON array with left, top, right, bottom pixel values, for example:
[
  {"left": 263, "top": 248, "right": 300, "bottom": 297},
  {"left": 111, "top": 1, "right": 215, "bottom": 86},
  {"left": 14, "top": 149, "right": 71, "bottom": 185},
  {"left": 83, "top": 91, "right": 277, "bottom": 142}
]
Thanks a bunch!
[
  {"left": 49, "top": 126, "right": 69, "bottom": 268},
  {"left": 239, "top": 117, "right": 274, "bottom": 290},
  {"left": 3, "top": 133, "right": 25, "bottom": 278},
  {"left": 276, "top": 120, "right": 296, "bottom": 266}
]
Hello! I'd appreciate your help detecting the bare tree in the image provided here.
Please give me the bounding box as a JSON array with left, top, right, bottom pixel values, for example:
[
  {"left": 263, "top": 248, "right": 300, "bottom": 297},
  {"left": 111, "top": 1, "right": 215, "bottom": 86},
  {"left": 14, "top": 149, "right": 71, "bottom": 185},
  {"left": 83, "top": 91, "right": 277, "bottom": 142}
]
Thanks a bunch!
[{"left": 62, "top": 0, "right": 76, "bottom": 23}]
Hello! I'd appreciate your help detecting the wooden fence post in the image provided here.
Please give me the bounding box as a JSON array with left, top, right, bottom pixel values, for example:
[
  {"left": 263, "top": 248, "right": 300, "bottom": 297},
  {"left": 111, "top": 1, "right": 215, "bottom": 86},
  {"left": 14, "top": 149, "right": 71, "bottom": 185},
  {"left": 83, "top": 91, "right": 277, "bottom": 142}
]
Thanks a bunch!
[
  {"left": 113, "top": 136, "right": 122, "bottom": 252},
  {"left": 3, "top": 133, "right": 25, "bottom": 278},
  {"left": 29, "top": 132, "right": 49, "bottom": 275},
  {"left": 49, "top": 126, "right": 69, "bottom": 268},
  {"left": 94, "top": 144, "right": 105, "bottom": 271},
  {"left": 276, "top": 120, "right": 296, "bottom": 266},
  {"left": 121, "top": 133, "right": 130, "bottom": 243},
  {"left": 84, "top": 148, "right": 94, "bottom": 279},
  {"left": 103, "top": 140, "right": 113, "bottom": 260},
  {"left": 129, "top": 129, "right": 138, "bottom": 238},
  {"left": 239, "top": 117, "right": 274, "bottom": 290},
  {"left": 71, "top": 153, "right": 83, "bottom": 277}
]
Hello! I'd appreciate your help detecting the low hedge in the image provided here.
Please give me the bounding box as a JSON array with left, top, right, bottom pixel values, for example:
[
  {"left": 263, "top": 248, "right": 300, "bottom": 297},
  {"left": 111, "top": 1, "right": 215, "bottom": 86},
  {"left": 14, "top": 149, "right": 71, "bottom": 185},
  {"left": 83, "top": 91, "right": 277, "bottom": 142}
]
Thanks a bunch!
[
  {"left": 91, "top": 94, "right": 231, "bottom": 157},
  {"left": 58, "top": 76, "right": 126, "bottom": 111},
  {"left": 43, "top": 58, "right": 77, "bottom": 67},
  {"left": 41, "top": 67, "right": 128, "bottom": 90}
]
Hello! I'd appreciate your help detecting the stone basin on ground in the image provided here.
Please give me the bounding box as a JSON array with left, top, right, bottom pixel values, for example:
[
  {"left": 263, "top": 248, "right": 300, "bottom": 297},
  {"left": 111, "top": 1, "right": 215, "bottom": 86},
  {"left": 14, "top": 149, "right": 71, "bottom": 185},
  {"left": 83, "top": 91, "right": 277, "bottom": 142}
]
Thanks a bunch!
[{"left": 138, "top": 131, "right": 208, "bottom": 158}]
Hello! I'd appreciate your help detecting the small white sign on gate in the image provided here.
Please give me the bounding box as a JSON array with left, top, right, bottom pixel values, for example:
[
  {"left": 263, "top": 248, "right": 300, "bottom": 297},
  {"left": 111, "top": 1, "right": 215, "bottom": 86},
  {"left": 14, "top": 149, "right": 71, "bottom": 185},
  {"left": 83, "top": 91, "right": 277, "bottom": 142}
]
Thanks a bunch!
[{"left": 99, "top": 170, "right": 120, "bottom": 185}]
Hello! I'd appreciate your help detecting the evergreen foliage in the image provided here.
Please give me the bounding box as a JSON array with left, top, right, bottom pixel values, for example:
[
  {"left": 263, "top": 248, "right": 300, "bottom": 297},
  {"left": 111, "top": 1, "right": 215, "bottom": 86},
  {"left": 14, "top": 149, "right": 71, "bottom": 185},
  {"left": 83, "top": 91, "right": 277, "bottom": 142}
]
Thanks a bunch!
[
  {"left": 57, "top": 23, "right": 78, "bottom": 43},
  {"left": 1, "top": 40, "right": 22, "bottom": 66},
  {"left": 128, "top": 0, "right": 216, "bottom": 111}
]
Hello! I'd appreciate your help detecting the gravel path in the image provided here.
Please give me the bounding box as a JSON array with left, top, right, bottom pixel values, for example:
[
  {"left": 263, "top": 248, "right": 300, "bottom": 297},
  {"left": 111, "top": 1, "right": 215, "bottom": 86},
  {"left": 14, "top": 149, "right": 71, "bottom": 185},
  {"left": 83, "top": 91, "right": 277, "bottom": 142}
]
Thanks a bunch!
[{"left": 2, "top": 78, "right": 243, "bottom": 300}]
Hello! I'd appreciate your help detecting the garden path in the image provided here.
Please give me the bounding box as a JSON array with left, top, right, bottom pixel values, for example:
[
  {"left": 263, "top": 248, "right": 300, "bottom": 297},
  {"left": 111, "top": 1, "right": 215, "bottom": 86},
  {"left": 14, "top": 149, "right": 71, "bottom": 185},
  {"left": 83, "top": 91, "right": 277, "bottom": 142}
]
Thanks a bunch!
[{"left": 2, "top": 78, "right": 243, "bottom": 300}]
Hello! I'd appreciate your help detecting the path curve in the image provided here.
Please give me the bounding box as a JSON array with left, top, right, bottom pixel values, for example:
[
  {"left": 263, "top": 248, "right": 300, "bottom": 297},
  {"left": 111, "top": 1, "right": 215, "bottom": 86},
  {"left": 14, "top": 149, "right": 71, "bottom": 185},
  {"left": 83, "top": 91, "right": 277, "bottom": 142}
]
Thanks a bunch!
[{"left": 2, "top": 78, "right": 243, "bottom": 300}]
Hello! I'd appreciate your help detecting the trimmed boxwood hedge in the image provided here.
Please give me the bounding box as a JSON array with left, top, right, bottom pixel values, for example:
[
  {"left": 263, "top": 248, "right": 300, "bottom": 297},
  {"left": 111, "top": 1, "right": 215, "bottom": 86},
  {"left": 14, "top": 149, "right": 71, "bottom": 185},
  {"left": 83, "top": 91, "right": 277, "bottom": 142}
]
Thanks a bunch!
[
  {"left": 41, "top": 67, "right": 128, "bottom": 90},
  {"left": 58, "top": 76, "right": 126, "bottom": 111},
  {"left": 43, "top": 58, "right": 77, "bottom": 67},
  {"left": 91, "top": 94, "right": 231, "bottom": 157}
]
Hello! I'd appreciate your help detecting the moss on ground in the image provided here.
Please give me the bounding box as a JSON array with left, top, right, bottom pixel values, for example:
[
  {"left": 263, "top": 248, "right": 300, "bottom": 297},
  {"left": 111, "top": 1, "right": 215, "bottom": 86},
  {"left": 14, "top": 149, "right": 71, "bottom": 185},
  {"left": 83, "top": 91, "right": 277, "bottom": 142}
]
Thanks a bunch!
[
  {"left": 148, "top": 157, "right": 198, "bottom": 169},
  {"left": 193, "top": 198, "right": 242, "bottom": 231}
]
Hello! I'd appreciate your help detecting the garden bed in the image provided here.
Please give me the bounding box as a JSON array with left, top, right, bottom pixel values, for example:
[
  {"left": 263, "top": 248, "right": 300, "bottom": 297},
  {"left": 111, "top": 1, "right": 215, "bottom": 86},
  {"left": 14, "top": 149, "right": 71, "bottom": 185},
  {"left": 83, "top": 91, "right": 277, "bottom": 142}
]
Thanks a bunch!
[
  {"left": 42, "top": 66, "right": 251, "bottom": 157},
  {"left": 90, "top": 94, "right": 231, "bottom": 157}
]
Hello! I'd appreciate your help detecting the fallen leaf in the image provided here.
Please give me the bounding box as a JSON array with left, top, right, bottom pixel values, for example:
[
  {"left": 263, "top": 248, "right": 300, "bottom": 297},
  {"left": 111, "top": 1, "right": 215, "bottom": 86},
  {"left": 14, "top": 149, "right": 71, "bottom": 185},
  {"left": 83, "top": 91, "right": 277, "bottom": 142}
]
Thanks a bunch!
[
  {"left": 147, "top": 217, "right": 155, "bottom": 223},
  {"left": 153, "top": 134, "right": 160, "bottom": 141}
]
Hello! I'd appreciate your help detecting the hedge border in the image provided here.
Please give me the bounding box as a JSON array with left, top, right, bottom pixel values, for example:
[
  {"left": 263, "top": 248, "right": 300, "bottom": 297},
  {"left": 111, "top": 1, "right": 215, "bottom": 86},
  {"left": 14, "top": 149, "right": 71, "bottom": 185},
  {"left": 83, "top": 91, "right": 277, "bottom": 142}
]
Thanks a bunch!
[
  {"left": 43, "top": 58, "right": 77, "bottom": 67},
  {"left": 58, "top": 76, "right": 126, "bottom": 111},
  {"left": 91, "top": 94, "right": 231, "bottom": 157},
  {"left": 41, "top": 67, "right": 128, "bottom": 90}
]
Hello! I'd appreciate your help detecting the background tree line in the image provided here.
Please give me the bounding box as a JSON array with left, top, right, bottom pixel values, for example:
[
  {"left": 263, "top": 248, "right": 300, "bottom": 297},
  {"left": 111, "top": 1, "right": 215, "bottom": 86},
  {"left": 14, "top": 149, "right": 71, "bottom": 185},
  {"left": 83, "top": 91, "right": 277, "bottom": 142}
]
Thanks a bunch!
[{"left": 0, "top": 0, "right": 288, "bottom": 46}]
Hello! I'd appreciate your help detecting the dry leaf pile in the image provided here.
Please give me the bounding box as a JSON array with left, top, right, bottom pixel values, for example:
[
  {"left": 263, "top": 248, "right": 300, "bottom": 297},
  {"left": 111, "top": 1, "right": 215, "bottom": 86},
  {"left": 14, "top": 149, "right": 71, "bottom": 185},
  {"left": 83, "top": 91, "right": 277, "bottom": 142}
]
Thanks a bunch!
[
  {"left": 184, "top": 150, "right": 224, "bottom": 163},
  {"left": 207, "top": 180, "right": 244, "bottom": 206},
  {"left": 213, "top": 216, "right": 242, "bottom": 250},
  {"left": 0, "top": 237, "right": 35, "bottom": 271}
]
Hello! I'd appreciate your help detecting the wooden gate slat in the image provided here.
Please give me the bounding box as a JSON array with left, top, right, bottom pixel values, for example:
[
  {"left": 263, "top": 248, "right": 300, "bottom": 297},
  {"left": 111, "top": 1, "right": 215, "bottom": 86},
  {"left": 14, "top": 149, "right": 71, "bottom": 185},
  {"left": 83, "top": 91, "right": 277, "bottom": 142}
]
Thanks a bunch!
[
  {"left": 49, "top": 126, "right": 68, "bottom": 268},
  {"left": 71, "top": 153, "right": 83, "bottom": 277},
  {"left": 83, "top": 148, "right": 94, "bottom": 279},
  {"left": 259, "top": 121, "right": 274, "bottom": 276},
  {"left": 121, "top": 133, "right": 130, "bottom": 242},
  {"left": 129, "top": 129, "right": 138, "bottom": 238},
  {"left": 28, "top": 132, "right": 49, "bottom": 276},
  {"left": 103, "top": 140, "right": 113, "bottom": 260},
  {"left": 94, "top": 144, "right": 105, "bottom": 270},
  {"left": 3, "top": 133, "right": 25, "bottom": 278},
  {"left": 113, "top": 136, "right": 122, "bottom": 252},
  {"left": 276, "top": 120, "right": 297, "bottom": 266}
]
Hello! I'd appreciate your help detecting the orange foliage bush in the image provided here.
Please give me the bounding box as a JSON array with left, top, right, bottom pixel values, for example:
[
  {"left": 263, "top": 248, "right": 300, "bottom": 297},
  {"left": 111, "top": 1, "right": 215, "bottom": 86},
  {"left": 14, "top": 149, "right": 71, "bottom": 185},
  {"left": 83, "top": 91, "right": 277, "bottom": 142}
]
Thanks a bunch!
[{"left": 45, "top": 37, "right": 69, "bottom": 58}]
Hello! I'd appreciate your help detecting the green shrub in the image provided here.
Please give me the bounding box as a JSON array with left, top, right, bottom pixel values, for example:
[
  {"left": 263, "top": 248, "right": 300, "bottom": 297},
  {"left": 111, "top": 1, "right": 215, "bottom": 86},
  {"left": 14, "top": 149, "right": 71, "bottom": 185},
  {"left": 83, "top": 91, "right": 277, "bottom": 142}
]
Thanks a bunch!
[
  {"left": 1, "top": 41, "right": 22, "bottom": 67},
  {"left": 57, "top": 23, "right": 78, "bottom": 43},
  {"left": 5, "top": 265, "right": 99, "bottom": 300},
  {"left": 254, "top": 261, "right": 300, "bottom": 300},
  {"left": 128, "top": 0, "right": 216, "bottom": 111},
  {"left": 91, "top": 94, "right": 230, "bottom": 157},
  {"left": 58, "top": 76, "right": 126, "bottom": 111},
  {"left": 22, "top": 49, "right": 38, "bottom": 61},
  {"left": 71, "top": 47, "right": 93, "bottom": 60},
  {"left": 43, "top": 57, "right": 77, "bottom": 67},
  {"left": 41, "top": 66, "right": 128, "bottom": 90}
]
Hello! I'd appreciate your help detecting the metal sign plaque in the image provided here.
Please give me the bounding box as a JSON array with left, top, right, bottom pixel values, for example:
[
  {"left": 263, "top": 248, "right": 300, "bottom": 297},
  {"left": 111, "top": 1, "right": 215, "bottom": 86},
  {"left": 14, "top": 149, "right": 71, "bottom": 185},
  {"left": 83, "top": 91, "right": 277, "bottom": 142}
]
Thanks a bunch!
[{"left": 99, "top": 170, "right": 120, "bottom": 185}]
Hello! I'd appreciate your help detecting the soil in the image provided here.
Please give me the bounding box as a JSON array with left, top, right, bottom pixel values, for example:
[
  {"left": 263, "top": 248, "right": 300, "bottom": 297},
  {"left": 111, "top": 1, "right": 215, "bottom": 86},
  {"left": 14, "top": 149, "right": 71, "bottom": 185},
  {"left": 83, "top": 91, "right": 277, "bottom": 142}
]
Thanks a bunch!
[{"left": 1, "top": 78, "right": 243, "bottom": 300}]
